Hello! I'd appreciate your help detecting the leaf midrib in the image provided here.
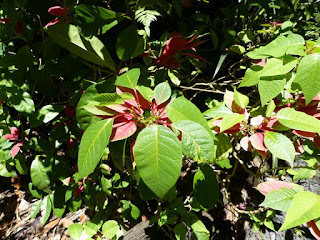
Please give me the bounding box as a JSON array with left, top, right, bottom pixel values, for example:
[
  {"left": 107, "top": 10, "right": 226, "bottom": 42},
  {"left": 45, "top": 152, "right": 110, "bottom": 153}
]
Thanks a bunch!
[{"left": 79, "top": 119, "right": 112, "bottom": 173}]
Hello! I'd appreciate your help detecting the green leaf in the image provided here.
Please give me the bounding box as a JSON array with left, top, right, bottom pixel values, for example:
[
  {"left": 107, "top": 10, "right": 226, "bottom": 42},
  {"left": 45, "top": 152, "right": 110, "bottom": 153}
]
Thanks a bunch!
[
  {"left": 247, "top": 34, "right": 305, "bottom": 59},
  {"left": 30, "top": 199, "right": 42, "bottom": 219},
  {"left": 220, "top": 113, "right": 245, "bottom": 133},
  {"left": 136, "top": 85, "right": 154, "bottom": 102},
  {"left": 28, "top": 182, "right": 44, "bottom": 199},
  {"left": 168, "top": 69, "right": 181, "bottom": 86},
  {"left": 214, "top": 134, "right": 232, "bottom": 161},
  {"left": 258, "top": 75, "right": 286, "bottom": 106},
  {"left": 212, "top": 53, "right": 228, "bottom": 80},
  {"left": 294, "top": 53, "right": 320, "bottom": 104},
  {"left": 277, "top": 108, "right": 320, "bottom": 133},
  {"left": 46, "top": 23, "right": 116, "bottom": 71},
  {"left": 40, "top": 195, "right": 52, "bottom": 226},
  {"left": 30, "top": 105, "right": 64, "bottom": 128},
  {"left": 121, "top": 200, "right": 141, "bottom": 222},
  {"left": 84, "top": 213, "right": 104, "bottom": 237},
  {"left": 266, "top": 100, "right": 276, "bottom": 117},
  {"left": 102, "top": 220, "right": 119, "bottom": 239},
  {"left": 77, "top": 118, "right": 114, "bottom": 180},
  {"left": 174, "top": 223, "right": 187, "bottom": 240},
  {"left": 134, "top": 125, "right": 182, "bottom": 199},
  {"left": 75, "top": 4, "right": 124, "bottom": 36},
  {"left": 187, "top": 213, "right": 210, "bottom": 240},
  {"left": 260, "top": 187, "right": 303, "bottom": 212},
  {"left": 81, "top": 105, "right": 116, "bottom": 116},
  {"left": 203, "top": 104, "right": 232, "bottom": 118},
  {"left": 116, "top": 25, "right": 138, "bottom": 61},
  {"left": 154, "top": 81, "right": 171, "bottom": 105},
  {"left": 115, "top": 68, "right": 140, "bottom": 89},
  {"left": 92, "top": 93, "right": 124, "bottom": 106},
  {"left": 76, "top": 78, "right": 116, "bottom": 131},
  {"left": 234, "top": 88, "right": 249, "bottom": 108},
  {"left": 239, "top": 65, "right": 263, "bottom": 87},
  {"left": 0, "top": 160, "right": 15, "bottom": 177},
  {"left": 3, "top": 81, "right": 35, "bottom": 114},
  {"left": 68, "top": 223, "right": 84, "bottom": 240},
  {"left": 135, "top": 8, "right": 161, "bottom": 36},
  {"left": 264, "top": 131, "right": 295, "bottom": 167},
  {"left": 173, "top": 120, "right": 214, "bottom": 162},
  {"left": 68, "top": 198, "right": 82, "bottom": 212},
  {"left": 158, "top": 209, "right": 178, "bottom": 227},
  {"left": 193, "top": 165, "right": 219, "bottom": 210},
  {"left": 166, "top": 97, "right": 212, "bottom": 136},
  {"left": 292, "top": 167, "right": 316, "bottom": 181},
  {"left": 264, "top": 219, "right": 275, "bottom": 231},
  {"left": 280, "top": 191, "right": 320, "bottom": 231},
  {"left": 30, "top": 156, "right": 50, "bottom": 191},
  {"left": 260, "top": 57, "right": 297, "bottom": 77},
  {"left": 51, "top": 186, "right": 68, "bottom": 218}
]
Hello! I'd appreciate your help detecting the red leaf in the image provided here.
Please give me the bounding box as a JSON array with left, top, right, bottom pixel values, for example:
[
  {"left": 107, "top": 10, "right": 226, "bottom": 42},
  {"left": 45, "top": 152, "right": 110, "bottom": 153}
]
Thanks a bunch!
[
  {"left": 111, "top": 119, "right": 137, "bottom": 142},
  {"left": 67, "top": 139, "right": 75, "bottom": 151},
  {"left": 65, "top": 104, "right": 75, "bottom": 118},
  {"left": 250, "top": 116, "right": 264, "bottom": 126},
  {"left": 45, "top": 18, "right": 62, "bottom": 28},
  {"left": 314, "top": 135, "right": 320, "bottom": 150},
  {"left": 307, "top": 220, "right": 320, "bottom": 240},
  {"left": 266, "top": 118, "right": 284, "bottom": 131},
  {"left": 116, "top": 87, "right": 151, "bottom": 111},
  {"left": 155, "top": 33, "right": 207, "bottom": 69},
  {"left": 181, "top": 52, "right": 209, "bottom": 63},
  {"left": 256, "top": 180, "right": 294, "bottom": 196},
  {"left": 4, "top": 127, "right": 19, "bottom": 140},
  {"left": 155, "top": 55, "right": 181, "bottom": 69},
  {"left": 294, "top": 139, "right": 305, "bottom": 154},
  {"left": 15, "top": 21, "right": 23, "bottom": 34},
  {"left": 48, "top": 6, "right": 69, "bottom": 16},
  {"left": 11, "top": 142, "right": 23, "bottom": 158},
  {"left": 163, "top": 33, "right": 188, "bottom": 56},
  {"left": 250, "top": 133, "right": 267, "bottom": 151},
  {"left": 240, "top": 136, "right": 251, "bottom": 151},
  {"left": 249, "top": 132, "right": 268, "bottom": 158},
  {"left": 252, "top": 58, "right": 266, "bottom": 67},
  {"left": 131, "top": 140, "right": 136, "bottom": 162},
  {"left": 292, "top": 129, "right": 316, "bottom": 139},
  {"left": 0, "top": 18, "right": 12, "bottom": 24}
]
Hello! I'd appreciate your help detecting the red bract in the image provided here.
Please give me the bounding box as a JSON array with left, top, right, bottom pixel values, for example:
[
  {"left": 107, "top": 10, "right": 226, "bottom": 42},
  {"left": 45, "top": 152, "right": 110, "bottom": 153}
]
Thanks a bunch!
[
  {"left": 0, "top": 18, "right": 12, "bottom": 24},
  {"left": 45, "top": 6, "right": 69, "bottom": 28},
  {"left": 101, "top": 87, "right": 170, "bottom": 142},
  {"left": 256, "top": 180, "right": 294, "bottom": 196},
  {"left": 11, "top": 143, "right": 23, "bottom": 158},
  {"left": 65, "top": 104, "right": 75, "bottom": 118},
  {"left": 296, "top": 94, "right": 320, "bottom": 115},
  {"left": 48, "top": 6, "right": 69, "bottom": 16},
  {"left": 240, "top": 116, "right": 283, "bottom": 158},
  {"left": 155, "top": 33, "right": 208, "bottom": 69},
  {"left": 252, "top": 58, "right": 266, "bottom": 67},
  {"left": 15, "top": 21, "right": 23, "bottom": 34},
  {"left": 45, "top": 18, "right": 63, "bottom": 28},
  {"left": 249, "top": 132, "right": 268, "bottom": 158},
  {"left": 240, "top": 132, "right": 268, "bottom": 158},
  {"left": 67, "top": 138, "right": 75, "bottom": 151},
  {"left": 271, "top": 21, "right": 282, "bottom": 27},
  {"left": 4, "top": 127, "right": 19, "bottom": 141},
  {"left": 4, "top": 127, "right": 23, "bottom": 158}
]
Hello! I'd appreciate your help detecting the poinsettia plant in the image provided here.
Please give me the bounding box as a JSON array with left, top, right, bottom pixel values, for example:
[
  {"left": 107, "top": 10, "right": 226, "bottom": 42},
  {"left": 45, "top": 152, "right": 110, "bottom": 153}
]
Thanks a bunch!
[
  {"left": 76, "top": 68, "right": 216, "bottom": 198},
  {"left": 2, "top": 0, "right": 320, "bottom": 239}
]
